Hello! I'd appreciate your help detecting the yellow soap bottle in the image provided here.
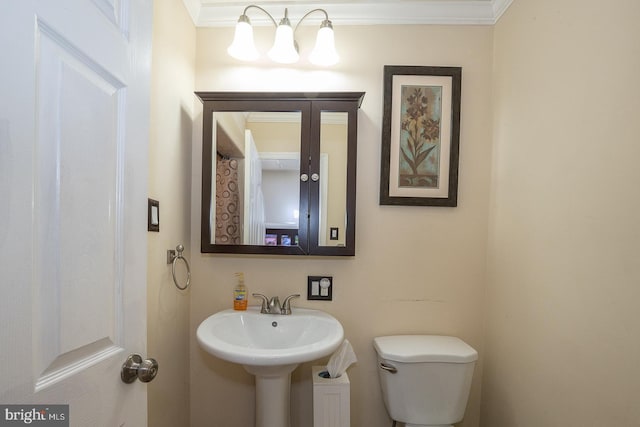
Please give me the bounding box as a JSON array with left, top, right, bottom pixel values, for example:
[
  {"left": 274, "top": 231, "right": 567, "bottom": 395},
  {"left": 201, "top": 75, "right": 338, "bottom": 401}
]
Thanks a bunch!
[{"left": 233, "top": 272, "right": 248, "bottom": 311}]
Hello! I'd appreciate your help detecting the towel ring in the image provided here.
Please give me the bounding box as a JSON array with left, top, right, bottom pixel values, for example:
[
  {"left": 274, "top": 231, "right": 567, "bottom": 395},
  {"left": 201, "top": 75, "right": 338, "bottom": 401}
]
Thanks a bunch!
[{"left": 167, "top": 244, "right": 191, "bottom": 290}]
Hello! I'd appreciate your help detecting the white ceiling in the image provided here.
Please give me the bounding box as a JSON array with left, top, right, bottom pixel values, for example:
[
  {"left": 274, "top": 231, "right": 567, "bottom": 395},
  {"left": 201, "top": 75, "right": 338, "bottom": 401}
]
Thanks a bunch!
[{"left": 182, "top": 0, "right": 513, "bottom": 27}]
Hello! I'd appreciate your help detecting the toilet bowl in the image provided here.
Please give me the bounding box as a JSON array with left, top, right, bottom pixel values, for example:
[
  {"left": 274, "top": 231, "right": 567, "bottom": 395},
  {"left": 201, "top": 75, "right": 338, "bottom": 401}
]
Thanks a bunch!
[{"left": 373, "top": 335, "right": 477, "bottom": 427}]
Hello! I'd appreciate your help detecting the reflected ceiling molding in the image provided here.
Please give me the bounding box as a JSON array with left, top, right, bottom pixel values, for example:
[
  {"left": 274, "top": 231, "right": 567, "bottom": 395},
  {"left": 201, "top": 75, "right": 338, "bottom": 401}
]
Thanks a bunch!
[
  {"left": 185, "top": 0, "right": 514, "bottom": 27},
  {"left": 247, "top": 111, "right": 346, "bottom": 124},
  {"left": 246, "top": 111, "right": 300, "bottom": 123}
]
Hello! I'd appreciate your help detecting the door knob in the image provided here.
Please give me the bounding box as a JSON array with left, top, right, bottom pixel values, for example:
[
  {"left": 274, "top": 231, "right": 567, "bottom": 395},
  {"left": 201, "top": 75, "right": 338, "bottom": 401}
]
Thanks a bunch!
[{"left": 121, "top": 353, "right": 159, "bottom": 383}]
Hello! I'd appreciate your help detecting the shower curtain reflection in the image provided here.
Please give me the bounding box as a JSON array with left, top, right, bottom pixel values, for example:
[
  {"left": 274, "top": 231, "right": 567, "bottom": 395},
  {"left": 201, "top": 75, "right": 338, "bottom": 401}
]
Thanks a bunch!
[{"left": 215, "top": 155, "right": 241, "bottom": 244}]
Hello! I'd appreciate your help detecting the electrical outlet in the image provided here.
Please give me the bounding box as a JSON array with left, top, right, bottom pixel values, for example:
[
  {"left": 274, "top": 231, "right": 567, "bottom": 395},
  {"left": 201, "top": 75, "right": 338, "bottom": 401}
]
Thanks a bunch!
[{"left": 307, "top": 276, "right": 333, "bottom": 301}]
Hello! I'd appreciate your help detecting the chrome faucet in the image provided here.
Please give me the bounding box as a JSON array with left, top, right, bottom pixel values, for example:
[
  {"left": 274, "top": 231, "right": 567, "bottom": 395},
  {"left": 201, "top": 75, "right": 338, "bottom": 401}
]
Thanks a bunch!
[
  {"left": 252, "top": 293, "right": 300, "bottom": 315},
  {"left": 269, "top": 296, "right": 282, "bottom": 314}
]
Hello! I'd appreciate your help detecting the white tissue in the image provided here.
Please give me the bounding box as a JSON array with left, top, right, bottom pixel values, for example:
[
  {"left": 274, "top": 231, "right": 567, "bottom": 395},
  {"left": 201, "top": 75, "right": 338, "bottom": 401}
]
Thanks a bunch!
[{"left": 327, "top": 339, "right": 357, "bottom": 378}]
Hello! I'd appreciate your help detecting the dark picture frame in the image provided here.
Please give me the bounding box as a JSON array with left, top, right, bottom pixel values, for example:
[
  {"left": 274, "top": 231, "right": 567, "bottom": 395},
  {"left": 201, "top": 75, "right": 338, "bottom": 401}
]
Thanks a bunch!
[{"left": 380, "top": 65, "right": 462, "bottom": 206}]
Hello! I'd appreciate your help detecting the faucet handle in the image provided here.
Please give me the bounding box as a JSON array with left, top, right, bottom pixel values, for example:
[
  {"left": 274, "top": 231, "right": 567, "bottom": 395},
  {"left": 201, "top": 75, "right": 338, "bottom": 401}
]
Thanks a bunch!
[
  {"left": 252, "top": 293, "right": 269, "bottom": 313},
  {"left": 281, "top": 294, "right": 300, "bottom": 315}
]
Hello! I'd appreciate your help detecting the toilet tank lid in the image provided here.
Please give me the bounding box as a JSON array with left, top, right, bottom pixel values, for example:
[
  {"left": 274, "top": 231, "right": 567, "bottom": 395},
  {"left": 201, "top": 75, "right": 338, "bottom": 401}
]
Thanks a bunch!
[{"left": 373, "top": 335, "right": 478, "bottom": 363}]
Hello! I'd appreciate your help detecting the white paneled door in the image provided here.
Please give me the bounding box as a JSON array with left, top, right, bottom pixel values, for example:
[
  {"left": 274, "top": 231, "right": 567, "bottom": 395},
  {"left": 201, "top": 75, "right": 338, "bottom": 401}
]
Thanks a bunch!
[{"left": 0, "top": 0, "right": 153, "bottom": 425}]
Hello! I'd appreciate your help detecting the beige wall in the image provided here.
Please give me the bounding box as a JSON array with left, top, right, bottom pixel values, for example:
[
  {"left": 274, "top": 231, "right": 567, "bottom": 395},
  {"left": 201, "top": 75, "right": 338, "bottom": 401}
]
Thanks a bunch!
[
  {"left": 147, "top": 0, "right": 195, "bottom": 425},
  {"left": 190, "top": 25, "right": 494, "bottom": 427},
  {"left": 482, "top": 0, "right": 640, "bottom": 425},
  {"left": 148, "top": 2, "right": 640, "bottom": 425}
]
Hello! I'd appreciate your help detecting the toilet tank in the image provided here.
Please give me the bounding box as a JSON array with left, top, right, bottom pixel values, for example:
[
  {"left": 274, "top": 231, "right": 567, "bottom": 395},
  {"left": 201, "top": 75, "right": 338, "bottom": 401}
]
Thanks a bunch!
[{"left": 373, "top": 335, "right": 477, "bottom": 426}]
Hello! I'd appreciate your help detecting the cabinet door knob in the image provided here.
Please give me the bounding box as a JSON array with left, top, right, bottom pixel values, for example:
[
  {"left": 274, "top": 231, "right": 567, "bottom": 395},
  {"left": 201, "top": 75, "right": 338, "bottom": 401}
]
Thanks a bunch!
[
  {"left": 311, "top": 173, "right": 320, "bottom": 182},
  {"left": 300, "top": 173, "right": 309, "bottom": 182}
]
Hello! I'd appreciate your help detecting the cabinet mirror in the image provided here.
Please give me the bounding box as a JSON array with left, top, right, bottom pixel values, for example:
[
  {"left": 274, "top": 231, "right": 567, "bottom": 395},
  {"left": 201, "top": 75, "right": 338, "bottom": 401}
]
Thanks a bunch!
[{"left": 196, "top": 92, "right": 365, "bottom": 256}]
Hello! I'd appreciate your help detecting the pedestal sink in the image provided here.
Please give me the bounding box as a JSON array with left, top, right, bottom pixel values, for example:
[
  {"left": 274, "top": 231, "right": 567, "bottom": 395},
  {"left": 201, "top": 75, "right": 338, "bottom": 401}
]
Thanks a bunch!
[{"left": 197, "top": 306, "right": 344, "bottom": 427}]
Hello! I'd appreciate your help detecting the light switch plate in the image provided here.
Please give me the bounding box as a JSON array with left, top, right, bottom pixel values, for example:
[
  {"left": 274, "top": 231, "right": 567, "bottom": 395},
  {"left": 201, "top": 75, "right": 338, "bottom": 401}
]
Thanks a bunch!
[
  {"left": 330, "top": 227, "right": 339, "bottom": 240},
  {"left": 307, "top": 276, "right": 332, "bottom": 301},
  {"left": 148, "top": 198, "right": 159, "bottom": 232}
]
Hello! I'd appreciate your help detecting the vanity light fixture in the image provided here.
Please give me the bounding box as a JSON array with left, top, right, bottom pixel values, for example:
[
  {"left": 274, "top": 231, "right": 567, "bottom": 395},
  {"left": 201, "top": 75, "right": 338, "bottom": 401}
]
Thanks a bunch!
[{"left": 227, "top": 5, "right": 339, "bottom": 66}]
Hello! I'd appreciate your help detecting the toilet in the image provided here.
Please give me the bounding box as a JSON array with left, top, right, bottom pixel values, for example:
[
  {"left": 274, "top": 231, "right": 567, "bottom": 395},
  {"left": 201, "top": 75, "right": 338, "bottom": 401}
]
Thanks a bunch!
[{"left": 373, "top": 335, "right": 477, "bottom": 427}]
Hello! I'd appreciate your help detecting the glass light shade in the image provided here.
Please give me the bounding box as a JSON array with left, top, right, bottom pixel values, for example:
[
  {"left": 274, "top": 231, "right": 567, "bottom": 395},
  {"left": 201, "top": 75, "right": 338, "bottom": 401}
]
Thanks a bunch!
[
  {"left": 227, "top": 19, "right": 259, "bottom": 61},
  {"left": 268, "top": 23, "right": 299, "bottom": 64},
  {"left": 309, "top": 25, "right": 339, "bottom": 66}
]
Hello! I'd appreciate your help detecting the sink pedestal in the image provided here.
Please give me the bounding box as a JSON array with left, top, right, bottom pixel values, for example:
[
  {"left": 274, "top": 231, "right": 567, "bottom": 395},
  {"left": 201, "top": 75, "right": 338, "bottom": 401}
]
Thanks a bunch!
[{"left": 244, "top": 363, "right": 299, "bottom": 427}]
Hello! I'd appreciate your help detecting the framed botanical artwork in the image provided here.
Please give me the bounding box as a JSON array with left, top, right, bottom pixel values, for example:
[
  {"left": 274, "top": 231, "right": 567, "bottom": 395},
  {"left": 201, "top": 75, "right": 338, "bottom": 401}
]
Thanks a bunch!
[{"left": 380, "top": 65, "right": 462, "bottom": 206}]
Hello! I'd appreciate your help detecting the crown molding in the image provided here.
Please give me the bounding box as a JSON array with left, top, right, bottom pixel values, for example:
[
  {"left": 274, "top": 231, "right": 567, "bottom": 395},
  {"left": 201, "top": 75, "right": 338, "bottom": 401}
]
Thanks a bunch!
[
  {"left": 185, "top": 0, "right": 514, "bottom": 27},
  {"left": 492, "top": 0, "right": 513, "bottom": 21}
]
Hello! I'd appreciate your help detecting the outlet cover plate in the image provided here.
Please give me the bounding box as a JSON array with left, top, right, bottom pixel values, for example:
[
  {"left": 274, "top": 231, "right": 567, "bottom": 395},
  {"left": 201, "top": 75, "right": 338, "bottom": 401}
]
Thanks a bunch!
[{"left": 307, "top": 276, "right": 332, "bottom": 301}]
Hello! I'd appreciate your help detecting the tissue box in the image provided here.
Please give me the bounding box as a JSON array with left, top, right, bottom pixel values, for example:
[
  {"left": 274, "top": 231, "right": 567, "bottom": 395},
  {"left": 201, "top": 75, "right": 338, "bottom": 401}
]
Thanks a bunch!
[{"left": 312, "top": 365, "right": 350, "bottom": 427}]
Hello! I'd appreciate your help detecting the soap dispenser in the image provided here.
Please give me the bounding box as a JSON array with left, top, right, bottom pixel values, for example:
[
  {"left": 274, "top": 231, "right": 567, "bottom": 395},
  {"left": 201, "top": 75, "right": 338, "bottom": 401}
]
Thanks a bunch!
[{"left": 233, "top": 272, "right": 248, "bottom": 311}]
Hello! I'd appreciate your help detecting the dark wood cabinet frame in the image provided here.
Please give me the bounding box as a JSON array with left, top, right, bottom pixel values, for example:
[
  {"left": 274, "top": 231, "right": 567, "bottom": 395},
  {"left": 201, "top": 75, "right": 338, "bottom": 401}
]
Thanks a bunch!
[{"left": 196, "top": 92, "right": 365, "bottom": 256}]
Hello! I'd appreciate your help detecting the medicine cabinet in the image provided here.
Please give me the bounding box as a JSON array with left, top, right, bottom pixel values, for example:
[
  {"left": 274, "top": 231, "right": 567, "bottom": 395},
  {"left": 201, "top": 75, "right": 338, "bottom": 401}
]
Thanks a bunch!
[{"left": 196, "top": 92, "right": 365, "bottom": 256}]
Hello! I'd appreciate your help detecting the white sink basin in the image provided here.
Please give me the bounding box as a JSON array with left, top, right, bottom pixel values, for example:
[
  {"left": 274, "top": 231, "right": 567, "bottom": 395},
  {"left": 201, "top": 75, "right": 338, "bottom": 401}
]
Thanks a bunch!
[
  {"left": 197, "top": 306, "right": 344, "bottom": 366},
  {"left": 197, "top": 306, "right": 344, "bottom": 427}
]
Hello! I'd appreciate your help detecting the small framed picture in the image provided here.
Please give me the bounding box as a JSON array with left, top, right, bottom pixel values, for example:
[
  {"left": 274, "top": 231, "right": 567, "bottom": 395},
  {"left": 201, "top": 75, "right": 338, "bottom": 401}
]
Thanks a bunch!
[{"left": 380, "top": 65, "right": 462, "bottom": 207}]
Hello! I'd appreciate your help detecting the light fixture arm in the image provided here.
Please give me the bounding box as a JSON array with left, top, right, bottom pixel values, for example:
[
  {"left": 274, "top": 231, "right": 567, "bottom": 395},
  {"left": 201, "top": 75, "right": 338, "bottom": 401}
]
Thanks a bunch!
[
  {"left": 241, "top": 4, "right": 279, "bottom": 28},
  {"left": 293, "top": 8, "right": 332, "bottom": 35}
]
